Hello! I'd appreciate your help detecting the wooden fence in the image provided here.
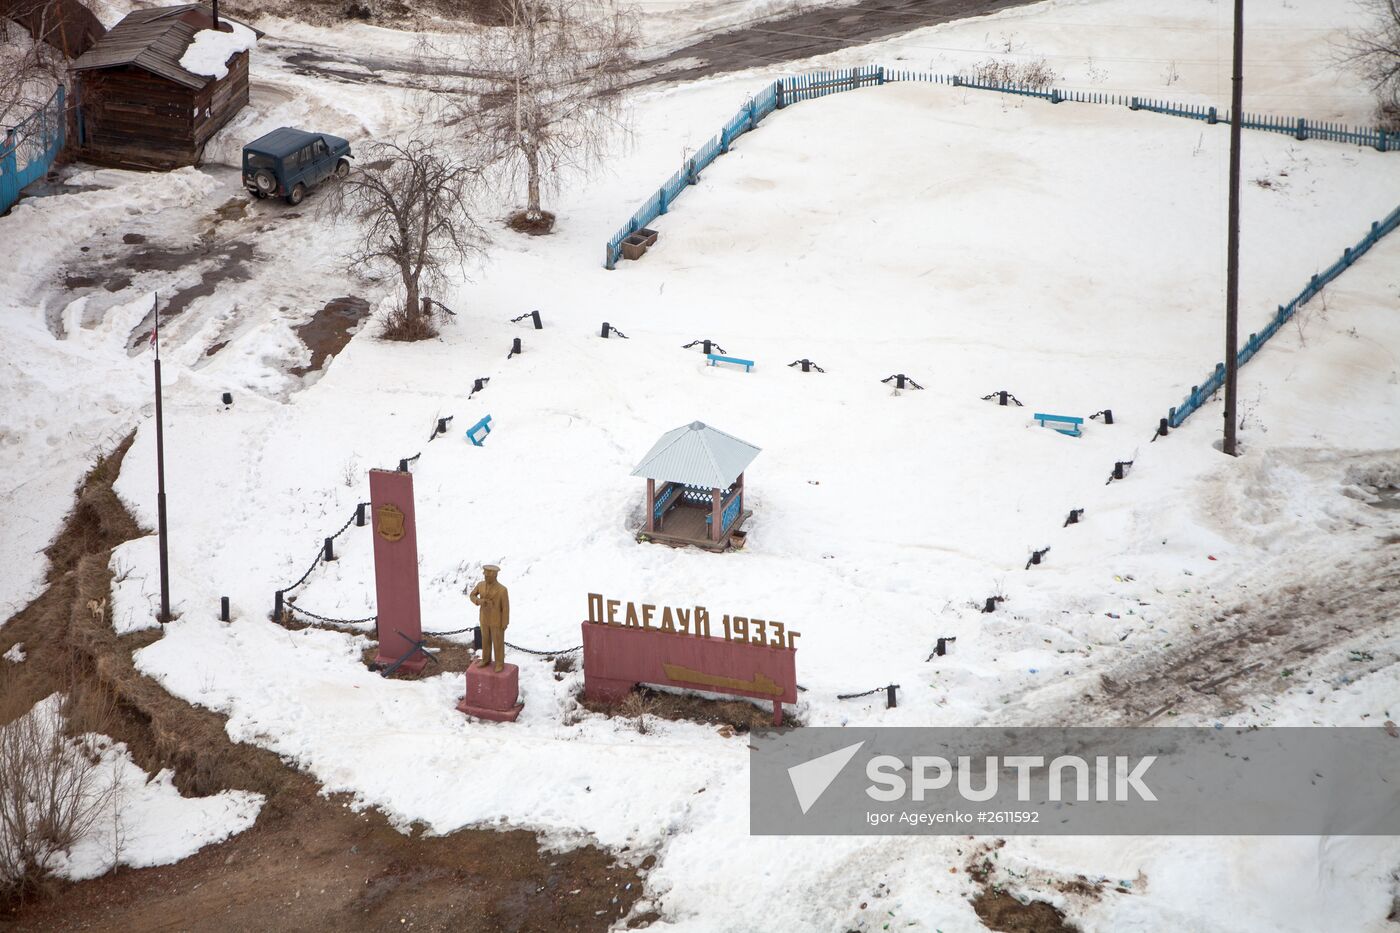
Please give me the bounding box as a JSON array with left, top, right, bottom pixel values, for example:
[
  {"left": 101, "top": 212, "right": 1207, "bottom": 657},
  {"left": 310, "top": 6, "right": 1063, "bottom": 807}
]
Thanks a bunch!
[
  {"left": 1, "top": 85, "right": 66, "bottom": 215},
  {"left": 602, "top": 66, "right": 1397, "bottom": 268},
  {"left": 1166, "top": 204, "right": 1400, "bottom": 429},
  {"left": 604, "top": 66, "right": 882, "bottom": 269}
]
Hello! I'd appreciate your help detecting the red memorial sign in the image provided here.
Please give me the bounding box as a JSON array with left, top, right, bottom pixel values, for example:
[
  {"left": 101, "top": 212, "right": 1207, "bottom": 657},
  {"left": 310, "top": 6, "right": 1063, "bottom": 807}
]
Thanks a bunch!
[
  {"left": 369, "top": 469, "right": 425, "bottom": 674},
  {"left": 581, "top": 593, "right": 799, "bottom": 725}
]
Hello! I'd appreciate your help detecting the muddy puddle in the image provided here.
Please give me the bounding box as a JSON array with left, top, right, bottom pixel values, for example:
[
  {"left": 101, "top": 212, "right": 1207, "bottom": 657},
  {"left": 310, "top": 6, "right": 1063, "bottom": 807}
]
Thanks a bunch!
[{"left": 290, "top": 296, "right": 372, "bottom": 377}]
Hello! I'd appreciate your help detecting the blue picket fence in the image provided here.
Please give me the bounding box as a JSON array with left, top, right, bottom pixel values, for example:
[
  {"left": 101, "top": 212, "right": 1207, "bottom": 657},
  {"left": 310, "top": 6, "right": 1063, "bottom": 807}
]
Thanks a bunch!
[
  {"left": 604, "top": 67, "right": 882, "bottom": 268},
  {"left": 603, "top": 65, "right": 1397, "bottom": 267},
  {"left": 1, "top": 85, "right": 66, "bottom": 215},
  {"left": 1167, "top": 203, "right": 1400, "bottom": 429}
]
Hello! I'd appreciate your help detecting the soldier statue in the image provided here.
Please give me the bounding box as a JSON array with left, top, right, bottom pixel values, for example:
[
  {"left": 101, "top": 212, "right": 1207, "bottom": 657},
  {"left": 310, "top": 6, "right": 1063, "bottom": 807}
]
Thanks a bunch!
[{"left": 470, "top": 564, "right": 510, "bottom": 672}]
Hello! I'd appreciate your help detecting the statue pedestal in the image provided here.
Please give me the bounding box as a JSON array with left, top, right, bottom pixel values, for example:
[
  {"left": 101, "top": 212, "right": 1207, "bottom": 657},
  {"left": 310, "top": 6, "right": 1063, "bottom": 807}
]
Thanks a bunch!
[{"left": 457, "top": 662, "right": 523, "bottom": 722}]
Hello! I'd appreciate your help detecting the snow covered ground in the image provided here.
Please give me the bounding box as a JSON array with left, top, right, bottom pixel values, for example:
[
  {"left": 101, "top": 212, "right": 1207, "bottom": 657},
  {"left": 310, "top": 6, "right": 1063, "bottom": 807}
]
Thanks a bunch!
[
  {"left": 3, "top": 0, "right": 1399, "bottom": 928},
  {"left": 3, "top": 696, "right": 263, "bottom": 882}
]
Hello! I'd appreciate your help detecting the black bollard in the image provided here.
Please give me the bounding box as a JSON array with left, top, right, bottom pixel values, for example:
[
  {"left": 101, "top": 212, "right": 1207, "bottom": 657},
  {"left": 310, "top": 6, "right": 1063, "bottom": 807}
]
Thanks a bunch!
[
  {"left": 220, "top": 596, "right": 230, "bottom": 622},
  {"left": 1158, "top": 418, "right": 1169, "bottom": 437},
  {"left": 1113, "top": 461, "right": 1126, "bottom": 480},
  {"left": 437, "top": 417, "right": 449, "bottom": 436},
  {"left": 531, "top": 309, "right": 542, "bottom": 330},
  {"left": 801, "top": 360, "right": 810, "bottom": 373},
  {"left": 895, "top": 374, "right": 907, "bottom": 389},
  {"left": 934, "top": 636, "right": 956, "bottom": 657},
  {"left": 982, "top": 597, "right": 997, "bottom": 613},
  {"left": 601, "top": 322, "right": 610, "bottom": 338},
  {"left": 398, "top": 458, "right": 409, "bottom": 472},
  {"left": 356, "top": 502, "right": 366, "bottom": 526},
  {"left": 998, "top": 391, "right": 1008, "bottom": 406},
  {"left": 473, "top": 626, "right": 483, "bottom": 650},
  {"left": 886, "top": 684, "right": 899, "bottom": 709},
  {"left": 472, "top": 377, "right": 487, "bottom": 395},
  {"left": 324, "top": 537, "right": 334, "bottom": 561},
  {"left": 1064, "top": 508, "right": 1083, "bottom": 527},
  {"left": 1103, "top": 409, "right": 1114, "bottom": 425},
  {"left": 274, "top": 590, "right": 284, "bottom": 621},
  {"left": 221, "top": 392, "right": 233, "bottom": 406},
  {"left": 509, "top": 337, "right": 522, "bottom": 358}
]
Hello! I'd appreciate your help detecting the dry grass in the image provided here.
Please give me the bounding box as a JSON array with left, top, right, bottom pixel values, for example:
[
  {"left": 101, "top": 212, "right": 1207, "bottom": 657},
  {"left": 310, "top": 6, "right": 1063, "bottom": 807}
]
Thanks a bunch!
[
  {"left": 507, "top": 209, "right": 556, "bottom": 236},
  {"left": 379, "top": 305, "right": 440, "bottom": 342},
  {"left": 0, "top": 653, "right": 121, "bottom": 908},
  {"left": 579, "top": 685, "right": 797, "bottom": 733},
  {"left": 962, "top": 58, "right": 1059, "bottom": 91}
]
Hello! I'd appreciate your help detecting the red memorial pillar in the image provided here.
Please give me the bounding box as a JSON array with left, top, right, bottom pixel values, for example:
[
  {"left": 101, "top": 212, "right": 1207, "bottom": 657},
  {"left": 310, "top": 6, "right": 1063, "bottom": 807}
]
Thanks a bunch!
[{"left": 369, "top": 469, "right": 426, "bottom": 674}]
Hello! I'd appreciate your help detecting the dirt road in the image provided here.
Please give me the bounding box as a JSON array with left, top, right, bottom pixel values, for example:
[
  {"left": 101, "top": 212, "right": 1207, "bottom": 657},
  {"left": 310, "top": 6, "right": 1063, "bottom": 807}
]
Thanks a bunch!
[{"left": 645, "top": 0, "right": 1041, "bottom": 83}]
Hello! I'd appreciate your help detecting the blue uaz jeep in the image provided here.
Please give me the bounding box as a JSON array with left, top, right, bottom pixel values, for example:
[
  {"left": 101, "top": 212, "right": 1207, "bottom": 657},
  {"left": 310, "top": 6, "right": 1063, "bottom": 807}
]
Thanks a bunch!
[{"left": 242, "top": 127, "right": 352, "bottom": 205}]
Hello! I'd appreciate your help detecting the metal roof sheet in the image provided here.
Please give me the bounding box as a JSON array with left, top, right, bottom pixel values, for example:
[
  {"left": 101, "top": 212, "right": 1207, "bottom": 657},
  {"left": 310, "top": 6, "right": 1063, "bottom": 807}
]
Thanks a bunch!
[
  {"left": 71, "top": 4, "right": 257, "bottom": 90},
  {"left": 630, "top": 421, "right": 760, "bottom": 489}
]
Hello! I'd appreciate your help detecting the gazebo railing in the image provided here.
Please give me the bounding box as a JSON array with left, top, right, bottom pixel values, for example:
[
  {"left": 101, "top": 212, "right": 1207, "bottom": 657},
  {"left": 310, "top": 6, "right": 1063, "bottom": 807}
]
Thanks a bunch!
[
  {"left": 653, "top": 482, "right": 681, "bottom": 525},
  {"left": 721, "top": 491, "right": 743, "bottom": 533}
]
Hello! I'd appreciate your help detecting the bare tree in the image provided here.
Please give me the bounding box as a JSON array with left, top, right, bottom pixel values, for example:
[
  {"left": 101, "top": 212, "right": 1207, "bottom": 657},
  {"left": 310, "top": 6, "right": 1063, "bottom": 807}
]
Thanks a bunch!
[
  {"left": 328, "top": 139, "right": 489, "bottom": 341},
  {"left": 0, "top": 2, "right": 67, "bottom": 127},
  {"left": 1346, "top": 0, "right": 1400, "bottom": 129},
  {"left": 467, "top": 0, "right": 638, "bottom": 233},
  {"left": 0, "top": 694, "right": 115, "bottom": 905}
]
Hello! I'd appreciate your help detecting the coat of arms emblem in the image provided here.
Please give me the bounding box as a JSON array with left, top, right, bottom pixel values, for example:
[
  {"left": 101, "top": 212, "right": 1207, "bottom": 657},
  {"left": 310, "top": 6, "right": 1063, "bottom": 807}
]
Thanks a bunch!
[{"left": 376, "top": 503, "right": 406, "bottom": 542}]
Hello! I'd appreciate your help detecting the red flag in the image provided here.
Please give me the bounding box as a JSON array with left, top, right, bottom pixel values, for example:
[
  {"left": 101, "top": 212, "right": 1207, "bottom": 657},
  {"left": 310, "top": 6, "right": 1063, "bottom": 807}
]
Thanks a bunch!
[{"left": 149, "top": 295, "right": 159, "bottom": 354}]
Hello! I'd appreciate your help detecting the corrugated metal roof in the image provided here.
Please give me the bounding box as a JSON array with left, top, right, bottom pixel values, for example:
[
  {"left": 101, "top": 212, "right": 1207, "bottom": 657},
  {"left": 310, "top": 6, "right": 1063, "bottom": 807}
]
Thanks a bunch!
[
  {"left": 71, "top": 4, "right": 257, "bottom": 90},
  {"left": 631, "top": 422, "right": 760, "bottom": 489}
]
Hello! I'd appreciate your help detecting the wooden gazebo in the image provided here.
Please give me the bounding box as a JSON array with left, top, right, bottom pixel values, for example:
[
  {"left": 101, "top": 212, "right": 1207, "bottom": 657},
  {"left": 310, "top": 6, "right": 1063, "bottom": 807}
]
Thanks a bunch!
[{"left": 632, "top": 421, "right": 758, "bottom": 551}]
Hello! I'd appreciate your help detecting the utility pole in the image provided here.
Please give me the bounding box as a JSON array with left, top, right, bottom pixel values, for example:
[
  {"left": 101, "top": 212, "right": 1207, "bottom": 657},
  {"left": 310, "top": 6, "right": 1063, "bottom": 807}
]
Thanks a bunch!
[
  {"left": 151, "top": 296, "right": 171, "bottom": 623},
  {"left": 1223, "top": 0, "right": 1244, "bottom": 456}
]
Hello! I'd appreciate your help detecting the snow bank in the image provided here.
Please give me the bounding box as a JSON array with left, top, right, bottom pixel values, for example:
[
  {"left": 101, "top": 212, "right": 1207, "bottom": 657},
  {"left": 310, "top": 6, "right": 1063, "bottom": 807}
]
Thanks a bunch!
[
  {"left": 179, "top": 21, "right": 258, "bottom": 81},
  {"left": 3, "top": 696, "right": 263, "bottom": 882}
]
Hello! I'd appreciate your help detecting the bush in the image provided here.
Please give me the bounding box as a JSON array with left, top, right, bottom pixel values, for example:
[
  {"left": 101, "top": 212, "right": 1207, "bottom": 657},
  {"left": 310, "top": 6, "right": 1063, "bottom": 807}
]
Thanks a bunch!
[
  {"left": 961, "top": 58, "right": 1059, "bottom": 92},
  {"left": 0, "top": 686, "right": 116, "bottom": 906},
  {"left": 379, "top": 304, "right": 440, "bottom": 342}
]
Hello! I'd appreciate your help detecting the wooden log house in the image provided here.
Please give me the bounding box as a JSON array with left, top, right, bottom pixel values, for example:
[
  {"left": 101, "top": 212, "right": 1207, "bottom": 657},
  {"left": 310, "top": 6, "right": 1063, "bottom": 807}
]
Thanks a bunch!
[{"left": 69, "top": 4, "right": 258, "bottom": 169}]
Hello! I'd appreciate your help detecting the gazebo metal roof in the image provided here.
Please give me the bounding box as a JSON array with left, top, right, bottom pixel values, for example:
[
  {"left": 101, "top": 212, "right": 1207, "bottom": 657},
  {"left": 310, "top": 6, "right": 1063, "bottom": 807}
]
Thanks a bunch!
[{"left": 631, "top": 421, "right": 760, "bottom": 489}]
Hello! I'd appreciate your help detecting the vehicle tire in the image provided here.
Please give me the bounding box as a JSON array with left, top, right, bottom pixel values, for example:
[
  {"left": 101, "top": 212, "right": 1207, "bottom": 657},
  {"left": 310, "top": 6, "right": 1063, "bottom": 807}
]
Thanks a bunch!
[
  {"left": 334, "top": 158, "right": 350, "bottom": 179},
  {"left": 253, "top": 169, "right": 276, "bottom": 196},
  {"left": 286, "top": 183, "right": 305, "bottom": 206}
]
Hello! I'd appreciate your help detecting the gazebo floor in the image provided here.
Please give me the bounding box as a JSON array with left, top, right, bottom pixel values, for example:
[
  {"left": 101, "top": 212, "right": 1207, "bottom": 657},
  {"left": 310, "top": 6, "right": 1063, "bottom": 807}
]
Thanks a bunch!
[{"left": 640, "top": 508, "right": 752, "bottom": 552}]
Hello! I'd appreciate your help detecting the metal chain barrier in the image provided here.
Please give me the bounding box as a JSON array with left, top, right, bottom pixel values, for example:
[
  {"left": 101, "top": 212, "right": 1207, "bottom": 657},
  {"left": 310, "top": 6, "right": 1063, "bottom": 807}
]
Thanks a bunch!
[
  {"left": 280, "top": 503, "right": 371, "bottom": 594},
  {"left": 682, "top": 339, "right": 727, "bottom": 354},
  {"left": 284, "top": 602, "right": 377, "bottom": 629},
  {"left": 507, "top": 640, "right": 582, "bottom": 655}
]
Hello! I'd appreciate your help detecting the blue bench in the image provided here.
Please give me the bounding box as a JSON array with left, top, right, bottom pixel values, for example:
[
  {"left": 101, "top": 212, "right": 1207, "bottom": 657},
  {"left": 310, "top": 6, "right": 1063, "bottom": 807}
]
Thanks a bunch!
[
  {"left": 707, "top": 353, "right": 754, "bottom": 372},
  {"left": 466, "top": 415, "right": 493, "bottom": 446},
  {"left": 1033, "top": 413, "right": 1084, "bottom": 437}
]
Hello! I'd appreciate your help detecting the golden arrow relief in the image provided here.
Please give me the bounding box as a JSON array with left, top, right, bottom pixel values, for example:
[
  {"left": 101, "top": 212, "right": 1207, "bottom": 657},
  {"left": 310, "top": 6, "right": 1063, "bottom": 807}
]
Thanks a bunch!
[{"left": 662, "top": 663, "right": 784, "bottom": 697}]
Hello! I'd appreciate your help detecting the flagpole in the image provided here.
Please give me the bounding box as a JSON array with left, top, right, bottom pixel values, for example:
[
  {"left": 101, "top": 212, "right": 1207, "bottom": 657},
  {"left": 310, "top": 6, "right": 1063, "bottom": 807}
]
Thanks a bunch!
[
  {"left": 152, "top": 295, "right": 171, "bottom": 623},
  {"left": 1222, "top": 0, "right": 1244, "bottom": 457}
]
